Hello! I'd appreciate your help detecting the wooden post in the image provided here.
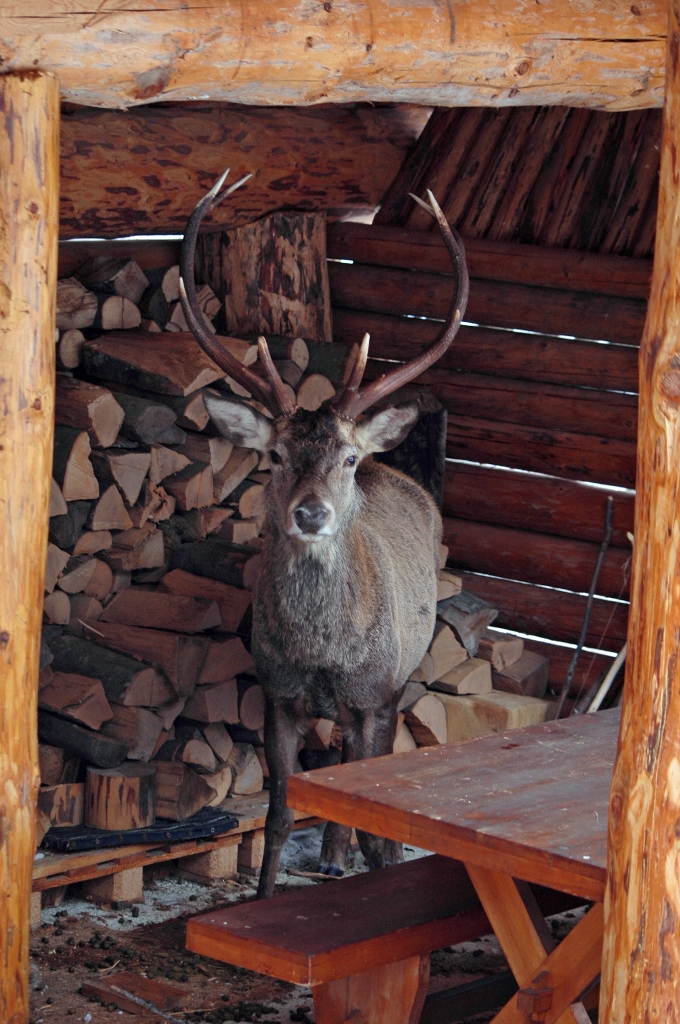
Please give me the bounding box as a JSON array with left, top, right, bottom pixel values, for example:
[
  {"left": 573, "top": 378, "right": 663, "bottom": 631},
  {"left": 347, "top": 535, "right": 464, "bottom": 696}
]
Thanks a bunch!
[
  {"left": 600, "top": 5, "right": 680, "bottom": 1020},
  {"left": 0, "top": 72, "right": 59, "bottom": 1024}
]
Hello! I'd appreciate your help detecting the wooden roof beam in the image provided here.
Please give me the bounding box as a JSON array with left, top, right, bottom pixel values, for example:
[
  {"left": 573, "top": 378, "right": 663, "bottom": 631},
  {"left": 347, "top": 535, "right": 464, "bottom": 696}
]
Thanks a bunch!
[{"left": 0, "top": 1, "right": 667, "bottom": 111}]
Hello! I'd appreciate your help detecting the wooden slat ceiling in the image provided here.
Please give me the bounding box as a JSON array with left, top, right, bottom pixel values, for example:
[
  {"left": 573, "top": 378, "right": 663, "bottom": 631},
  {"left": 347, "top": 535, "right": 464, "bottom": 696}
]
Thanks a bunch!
[{"left": 376, "top": 107, "right": 663, "bottom": 258}]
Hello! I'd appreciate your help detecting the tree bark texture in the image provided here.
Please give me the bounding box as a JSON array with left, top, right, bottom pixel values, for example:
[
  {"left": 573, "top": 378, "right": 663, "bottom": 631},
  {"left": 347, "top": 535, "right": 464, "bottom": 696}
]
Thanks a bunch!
[
  {"left": 600, "top": 4, "right": 680, "bottom": 1021},
  {"left": 57, "top": 103, "right": 427, "bottom": 238},
  {"left": 0, "top": 2, "right": 666, "bottom": 111},
  {"left": 0, "top": 71, "right": 59, "bottom": 1024}
]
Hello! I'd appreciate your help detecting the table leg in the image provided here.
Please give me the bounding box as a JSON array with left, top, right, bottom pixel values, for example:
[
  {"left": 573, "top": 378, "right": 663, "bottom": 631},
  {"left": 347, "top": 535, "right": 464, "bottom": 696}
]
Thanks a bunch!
[
  {"left": 312, "top": 953, "right": 429, "bottom": 1024},
  {"left": 465, "top": 864, "right": 603, "bottom": 1024}
]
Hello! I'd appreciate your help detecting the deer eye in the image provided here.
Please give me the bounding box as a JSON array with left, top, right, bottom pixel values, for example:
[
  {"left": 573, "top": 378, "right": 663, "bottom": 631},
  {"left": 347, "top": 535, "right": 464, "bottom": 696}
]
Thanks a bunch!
[
  {"left": 269, "top": 450, "right": 282, "bottom": 465},
  {"left": 345, "top": 455, "right": 356, "bottom": 467}
]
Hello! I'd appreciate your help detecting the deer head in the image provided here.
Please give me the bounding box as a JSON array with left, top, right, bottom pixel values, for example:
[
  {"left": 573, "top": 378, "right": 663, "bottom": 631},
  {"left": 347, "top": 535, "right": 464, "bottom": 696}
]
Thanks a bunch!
[{"left": 179, "top": 172, "right": 468, "bottom": 546}]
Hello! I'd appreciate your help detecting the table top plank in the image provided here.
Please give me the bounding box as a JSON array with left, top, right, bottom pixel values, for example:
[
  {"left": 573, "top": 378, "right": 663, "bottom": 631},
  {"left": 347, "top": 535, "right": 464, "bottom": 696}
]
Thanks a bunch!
[{"left": 288, "top": 709, "right": 619, "bottom": 903}]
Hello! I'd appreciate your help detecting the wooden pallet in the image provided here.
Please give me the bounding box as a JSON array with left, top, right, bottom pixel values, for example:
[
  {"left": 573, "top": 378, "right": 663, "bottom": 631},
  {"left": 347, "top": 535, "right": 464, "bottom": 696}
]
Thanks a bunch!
[{"left": 33, "top": 793, "right": 319, "bottom": 893}]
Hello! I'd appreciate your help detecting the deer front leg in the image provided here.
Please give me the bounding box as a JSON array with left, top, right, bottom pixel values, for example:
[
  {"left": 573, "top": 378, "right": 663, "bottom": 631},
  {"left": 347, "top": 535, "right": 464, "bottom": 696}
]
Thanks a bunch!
[
  {"left": 257, "top": 698, "right": 304, "bottom": 899},
  {"left": 344, "top": 697, "right": 404, "bottom": 871}
]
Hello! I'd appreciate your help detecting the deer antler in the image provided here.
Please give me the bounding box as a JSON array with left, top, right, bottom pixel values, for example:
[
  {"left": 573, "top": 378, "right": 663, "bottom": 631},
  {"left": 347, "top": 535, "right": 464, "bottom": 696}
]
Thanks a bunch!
[
  {"left": 180, "top": 169, "right": 296, "bottom": 418},
  {"left": 332, "top": 191, "right": 469, "bottom": 420}
]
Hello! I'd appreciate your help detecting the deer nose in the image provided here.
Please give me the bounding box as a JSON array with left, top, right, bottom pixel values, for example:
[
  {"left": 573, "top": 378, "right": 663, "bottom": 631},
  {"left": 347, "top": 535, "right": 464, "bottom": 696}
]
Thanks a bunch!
[{"left": 294, "top": 499, "right": 330, "bottom": 534}]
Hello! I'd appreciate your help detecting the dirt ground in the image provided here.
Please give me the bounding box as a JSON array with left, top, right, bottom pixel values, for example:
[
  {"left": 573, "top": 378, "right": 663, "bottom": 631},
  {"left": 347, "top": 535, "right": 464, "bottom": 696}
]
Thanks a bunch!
[{"left": 30, "top": 830, "right": 592, "bottom": 1024}]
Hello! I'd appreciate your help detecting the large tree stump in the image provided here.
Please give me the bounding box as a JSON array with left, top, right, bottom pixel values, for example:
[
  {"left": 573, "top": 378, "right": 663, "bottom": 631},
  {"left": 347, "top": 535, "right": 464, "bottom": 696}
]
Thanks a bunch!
[
  {"left": 0, "top": 71, "right": 59, "bottom": 1024},
  {"left": 600, "top": 5, "right": 680, "bottom": 1019},
  {"left": 217, "top": 211, "right": 332, "bottom": 343}
]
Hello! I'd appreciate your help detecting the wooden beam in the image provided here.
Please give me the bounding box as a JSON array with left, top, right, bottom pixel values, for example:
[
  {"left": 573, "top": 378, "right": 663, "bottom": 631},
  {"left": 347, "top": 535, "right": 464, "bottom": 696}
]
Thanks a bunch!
[
  {"left": 0, "top": 2, "right": 666, "bottom": 110},
  {"left": 600, "top": 2, "right": 680, "bottom": 1018},
  {"left": 0, "top": 70, "right": 59, "bottom": 1024},
  {"left": 57, "top": 103, "right": 426, "bottom": 238}
]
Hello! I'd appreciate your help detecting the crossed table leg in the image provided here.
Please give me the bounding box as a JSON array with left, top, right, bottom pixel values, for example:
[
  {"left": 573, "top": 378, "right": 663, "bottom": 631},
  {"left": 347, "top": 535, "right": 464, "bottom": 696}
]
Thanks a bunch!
[{"left": 464, "top": 864, "right": 603, "bottom": 1024}]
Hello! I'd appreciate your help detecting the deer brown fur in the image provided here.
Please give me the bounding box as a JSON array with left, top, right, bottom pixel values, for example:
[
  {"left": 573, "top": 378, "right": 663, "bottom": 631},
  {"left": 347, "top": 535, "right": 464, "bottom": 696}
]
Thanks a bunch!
[{"left": 180, "top": 177, "right": 468, "bottom": 897}]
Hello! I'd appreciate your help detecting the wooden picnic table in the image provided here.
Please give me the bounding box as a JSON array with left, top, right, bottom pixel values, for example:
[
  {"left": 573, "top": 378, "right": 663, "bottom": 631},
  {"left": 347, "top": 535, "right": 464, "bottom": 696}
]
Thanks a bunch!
[{"left": 287, "top": 707, "right": 619, "bottom": 1024}]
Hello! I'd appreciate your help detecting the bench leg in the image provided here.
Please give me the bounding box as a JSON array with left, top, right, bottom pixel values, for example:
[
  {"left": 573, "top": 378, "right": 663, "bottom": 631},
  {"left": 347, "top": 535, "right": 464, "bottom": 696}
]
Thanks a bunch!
[{"left": 312, "top": 953, "right": 429, "bottom": 1024}]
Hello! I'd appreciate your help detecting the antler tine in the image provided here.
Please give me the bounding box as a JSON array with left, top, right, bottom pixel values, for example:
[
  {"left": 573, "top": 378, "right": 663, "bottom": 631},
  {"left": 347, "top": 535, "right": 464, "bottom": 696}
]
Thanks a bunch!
[
  {"left": 257, "top": 336, "right": 296, "bottom": 417},
  {"left": 339, "top": 192, "right": 469, "bottom": 420},
  {"left": 179, "top": 170, "right": 291, "bottom": 417},
  {"left": 332, "top": 333, "right": 370, "bottom": 416}
]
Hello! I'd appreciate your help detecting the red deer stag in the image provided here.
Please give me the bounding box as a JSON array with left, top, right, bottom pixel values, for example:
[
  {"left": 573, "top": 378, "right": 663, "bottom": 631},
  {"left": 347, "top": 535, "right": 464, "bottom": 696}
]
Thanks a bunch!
[{"left": 179, "top": 173, "right": 468, "bottom": 898}]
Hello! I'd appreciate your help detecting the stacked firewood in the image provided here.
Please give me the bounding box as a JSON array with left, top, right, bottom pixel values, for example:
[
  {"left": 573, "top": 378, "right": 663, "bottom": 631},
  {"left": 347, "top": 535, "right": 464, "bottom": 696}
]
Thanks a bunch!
[{"left": 41, "top": 255, "right": 358, "bottom": 839}]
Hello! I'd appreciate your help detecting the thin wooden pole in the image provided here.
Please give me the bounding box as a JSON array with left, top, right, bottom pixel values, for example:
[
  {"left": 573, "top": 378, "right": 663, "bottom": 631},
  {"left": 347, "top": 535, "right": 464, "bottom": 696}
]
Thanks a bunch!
[
  {"left": 600, "top": 4, "right": 680, "bottom": 1019},
  {"left": 0, "top": 72, "right": 59, "bottom": 1023}
]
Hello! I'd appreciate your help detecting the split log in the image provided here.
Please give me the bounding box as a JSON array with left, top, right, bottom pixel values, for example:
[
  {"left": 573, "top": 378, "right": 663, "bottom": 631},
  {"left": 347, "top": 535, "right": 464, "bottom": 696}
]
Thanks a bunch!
[
  {"left": 38, "top": 710, "right": 129, "bottom": 768},
  {"left": 238, "top": 680, "right": 265, "bottom": 732},
  {"left": 437, "top": 571, "right": 463, "bottom": 602},
  {"left": 222, "top": 212, "right": 332, "bottom": 343},
  {"left": 37, "top": 784, "right": 84, "bottom": 827},
  {"left": 160, "top": 569, "right": 252, "bottom": 633},
  {"left": 139, "top": 284, "right": 170, "bottom": 328},
  {"left": 89, "top": 484, "right": 133, "bottom": 531},
  {"left": 198, "top": 637, "right": 254, "bottom": 685},
  {"left": 403, "top": 694, "right": 448, "bottom": 746},
  {"left": 38, "top": 671, "right": 112, "bottom": 730},
  {"left": 56, "top": 555, "right": 97, "bottom": 595},
  {"left": 73, "top": 530, "right": 112, "bottom": 557},
  {"left": 101, "top": 589, "right": 221, "bottom": 633},
  {"left": 48, "top": 633, "right": 168, "bottom": 707},
  {"left": 56, "top": 277, "right": 97, "bottom": 330},
  {"left": 173, "top": 434, "right": 234, "bottom": 475},
  {"left": 156, "top": 699, "right": 186, "bottom": 731},
  {"left": 266, "top": 337, "right": 309, "bottom": 371},
  {"left": 151, "top": 761, "right": 216, "bottom": 821},
  {"left": 128, "top": 480, "right": 176, "bottom": 527},
  {"left": 68, "top": 595, "right": 104, "bottom": 626},
  {"left": 163, "top": 460, "right": 214, "bottom": 511},
  {"left": 102, "top": 706, "right": 165, "bottom": 762},
  {"left": 44, "top": 544, "right": 70, "bottom": 594},
  {"left": 111, "top": 391, "right": 179, "bottom": 445},
  {"left": 90, "top": 450, "right": 151, "bottom": 507},
  {"left": 213, "top": 448, "right": 260, "bottom": 503},
  {"left": 409, "top": 652, "right": 435, "bottom": 685},
  {"left": 103, "top": 387, "right": 211, "bottom": 432},
  {"left": 305, "top": 341, "right": 357, "bottom": 384},
  {"left": 203, "top": 765, "right": 234, "bottom": 807},
  {"left": 217, "top": 518, "right": 261, "bottom": 545},
  {"left": 165, "top": 506, "right": 234, "bottom": 543},
  {"left": 92, "top": 293, "right": 142, "bottom": 331},
  {"left": 49, "top": 479, "right": 68, "bottom": 519},
  {"left": 238, "top": 484, "right": 267, "bottom": 521},
  {"left": 397, "top": 681, "right": 428, "bottom": 713},
  {"left": 43, "top": 591, "right": 71, "bottom": 625},
  {"left": 38, "top": 745, "right": 66, "bottom": 787},
  {"left": 295, "top": 374, "right": 335, "bottom": 412},
  {"left": 491, "top": 649, "right": 550, "bottom": 699},
  {"left": 183, "top": 680, "right": 239, "bottom": 724},
  {"left": 84, "top": 332, "right": 225, "bottom": 396},
  {"left": 57, "top": 328, "right": 86, "bottom": 369},
  {"left": 393, "top": 715, "right": 417, "bottom": 754},
  {"left": 477, "top": 629, "right": 525, "bottom": 672},
  {"left": 49, "top": 501, "right": 91, "bottom": 552},
  {"left": 274, "top": 359, "right": 303, "bottom": 390},
  {"left": 85, "top": 764, "right": 156, "bottom": 830},
  {"left": 166, "top": 297, "right": 216, "bottom": 334},
  {"left": 83, "top": 620, "right": 209, "bottom": 697},
  {"left": 227, "top": 743, "right": 264, "bottom": 796},
  {"left": 103, "top": 526, "right": 165, "bottom": 571},
  {"left": 55, "top": 376, "right": 124, "bottom": 449},
  {"left": 52, "top": 426, "right": 99, "bottom": 501},
  {"left": 147, "top": 265, "right": 180, "bottom": 303},
  {"left": 436, "top": 691, "right": 548, "bottom": 744},
  {"left": 169, "top": 541, "right": 261, "bottom": 590},
  {"left": 155, "top": 731, "right": 217, "bottom": 774},
  {"left": 146, "top": 444, "right": 191, "bottom": 485},
  {"left": 303, "top": 719, "right": 336, "bottom": 751},
  {"left": 202, "top": 722, "right": 234, "bottom": 763},
  {"left": 76, "top": 256, "right": 149, "bottom": 306},
  {"left": 430, "top": 658, "right": 492, "bottom": 696},
  {"left": 438, "top": 592, "right": 499, "bottom": 657},
  {"left": 429, "top": 622, "right": 468, "bottom": 680},
  {"left": 82, "top": 559, "right": 114, "bottom": 601}
]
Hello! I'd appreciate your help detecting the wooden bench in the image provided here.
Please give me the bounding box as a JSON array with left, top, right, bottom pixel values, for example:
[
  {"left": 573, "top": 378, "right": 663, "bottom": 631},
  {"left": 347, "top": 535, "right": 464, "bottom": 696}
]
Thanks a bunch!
[{"left": 186, "top": 854, "right": 583, "bottom": 1024}]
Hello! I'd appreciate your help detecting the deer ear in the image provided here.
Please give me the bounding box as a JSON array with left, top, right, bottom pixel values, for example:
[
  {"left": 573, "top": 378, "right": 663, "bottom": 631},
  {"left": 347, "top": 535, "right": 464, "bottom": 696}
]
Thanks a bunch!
[
  {"left": 355, "top": 402, "right": 419, "bottom": 454},
  {"left": 203, "top": 392, "right": 273, "bottom": 451}
]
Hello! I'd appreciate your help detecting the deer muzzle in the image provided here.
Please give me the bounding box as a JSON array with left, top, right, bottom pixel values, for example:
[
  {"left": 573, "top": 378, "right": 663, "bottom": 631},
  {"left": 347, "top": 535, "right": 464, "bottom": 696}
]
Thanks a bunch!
[{"left": 290, "top": 497, "right": 335, "bottom": 540}]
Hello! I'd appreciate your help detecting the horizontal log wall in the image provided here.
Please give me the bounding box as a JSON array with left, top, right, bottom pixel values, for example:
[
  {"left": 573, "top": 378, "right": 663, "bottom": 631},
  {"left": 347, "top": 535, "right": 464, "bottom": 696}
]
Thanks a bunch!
[{"left": 328, "top": 222, "right": 639, "bottom": 668}]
